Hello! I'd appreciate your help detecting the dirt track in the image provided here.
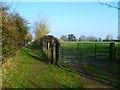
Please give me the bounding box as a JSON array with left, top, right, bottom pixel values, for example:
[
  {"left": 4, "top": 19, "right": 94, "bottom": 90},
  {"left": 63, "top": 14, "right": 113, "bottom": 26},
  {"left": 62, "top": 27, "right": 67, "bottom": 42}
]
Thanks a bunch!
[{"left": 62, "top": 59, "right": 115, "bottom": 88}]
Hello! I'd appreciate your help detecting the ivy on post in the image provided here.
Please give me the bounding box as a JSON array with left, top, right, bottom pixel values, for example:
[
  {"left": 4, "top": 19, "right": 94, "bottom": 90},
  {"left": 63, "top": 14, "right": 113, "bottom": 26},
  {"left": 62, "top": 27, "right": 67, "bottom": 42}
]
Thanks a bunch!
[
  {"left": 50, "top": 43, "right": 53, "bottom": 64},
  {"left": 53, "top": 43, "right": 56, "bottom": 64},
  {"left": 53, "top": 40, "right": 59, "bottom": 65},
  {"left": 39, "top": 35, "right": 60, "bottom": 65},
  {"left": 109, "top": 42, "right": 116, "bottom": 62}
]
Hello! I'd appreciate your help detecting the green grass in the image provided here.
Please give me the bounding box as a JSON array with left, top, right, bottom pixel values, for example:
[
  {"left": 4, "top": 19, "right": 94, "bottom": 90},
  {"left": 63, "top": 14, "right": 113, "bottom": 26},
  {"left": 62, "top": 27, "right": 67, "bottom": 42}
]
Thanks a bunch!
[
  {"left": 59, "top": 41, "right": 120, "bottom": 88},
  {"left": 60, "top": 41, "right": 120, "bottom": 60},
  {"left": 2, "top": 41, "right": 84, "bottom": 88},
  {"left": 77, "top": 61, "right": 120, "bottom": 87},
  {"left": 60, "top": 41, "right": 110, "bottom": 56}
]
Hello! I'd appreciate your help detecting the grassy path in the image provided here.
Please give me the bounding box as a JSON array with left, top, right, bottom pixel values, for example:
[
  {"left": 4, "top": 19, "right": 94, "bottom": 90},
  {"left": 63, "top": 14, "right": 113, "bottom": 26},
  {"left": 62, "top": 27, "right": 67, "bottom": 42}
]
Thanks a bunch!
[
  {"left": 2, "top": 41, "right": 83, "bottom": 88},
  {"left": 2, "top": 41, "right": 115, "bottom": 88},
  {"left": 63, "top": 62, "right": 115, "bottom": 88}
]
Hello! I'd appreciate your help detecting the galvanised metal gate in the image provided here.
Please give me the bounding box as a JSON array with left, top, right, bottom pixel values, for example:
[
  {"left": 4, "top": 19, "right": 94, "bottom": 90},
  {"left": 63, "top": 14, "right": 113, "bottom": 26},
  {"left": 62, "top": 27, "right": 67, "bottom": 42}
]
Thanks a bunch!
[{"left": 59, "top": 42, "right": 110, "bottom": 64}]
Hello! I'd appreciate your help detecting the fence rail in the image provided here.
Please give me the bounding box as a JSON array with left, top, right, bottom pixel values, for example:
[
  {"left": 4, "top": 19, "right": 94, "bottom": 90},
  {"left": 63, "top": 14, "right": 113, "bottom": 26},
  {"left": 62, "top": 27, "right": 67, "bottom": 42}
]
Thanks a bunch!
[{"left": 59, "top": 42, "right": 116, "bottom": 63}]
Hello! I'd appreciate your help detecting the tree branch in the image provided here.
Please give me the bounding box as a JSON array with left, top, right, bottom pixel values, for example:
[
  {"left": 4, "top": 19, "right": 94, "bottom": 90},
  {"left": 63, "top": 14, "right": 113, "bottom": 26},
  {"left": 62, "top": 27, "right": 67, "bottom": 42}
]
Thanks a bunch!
[{"left": 98, "top": 1, "right": 120, "bottom": 10}]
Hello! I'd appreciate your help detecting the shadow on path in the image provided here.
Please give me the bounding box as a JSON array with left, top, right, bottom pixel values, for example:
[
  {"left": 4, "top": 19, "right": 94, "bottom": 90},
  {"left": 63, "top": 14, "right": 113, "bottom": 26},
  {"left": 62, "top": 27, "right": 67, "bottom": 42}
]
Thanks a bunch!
[{"left": 25, "top": 41, "right": 49, "bottom": 64}]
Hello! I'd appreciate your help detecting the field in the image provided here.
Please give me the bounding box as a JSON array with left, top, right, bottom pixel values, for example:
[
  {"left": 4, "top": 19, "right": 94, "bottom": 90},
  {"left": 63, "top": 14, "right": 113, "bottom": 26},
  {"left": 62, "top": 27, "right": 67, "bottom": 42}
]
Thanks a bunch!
[{"left": 59, "top": 41, "right": 120, "bottom": 88}]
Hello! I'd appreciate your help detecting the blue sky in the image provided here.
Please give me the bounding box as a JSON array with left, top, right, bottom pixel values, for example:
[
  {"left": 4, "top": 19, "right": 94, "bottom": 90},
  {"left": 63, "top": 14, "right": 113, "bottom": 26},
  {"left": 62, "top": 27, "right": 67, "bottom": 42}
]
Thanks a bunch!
[{"left": 8, "top": 2, "right": 118, "bottom": 39}]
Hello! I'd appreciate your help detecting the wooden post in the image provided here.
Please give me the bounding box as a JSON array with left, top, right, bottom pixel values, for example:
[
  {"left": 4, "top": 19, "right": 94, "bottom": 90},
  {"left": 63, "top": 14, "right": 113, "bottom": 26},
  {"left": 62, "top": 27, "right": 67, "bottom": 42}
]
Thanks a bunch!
[
  {"left": 39, "top": 35, "right": 60, "bottom": 65},
  {"left": 50, "top": 43, "right": 53, "bottom": 64},
  {"left": 109, "top": 42, "right": 116, "bottom": 62},
  {"left": 48, "top": 42, "right": 50, "bottom": 50},
  {"left": 55, "top": 43, "right": 59, "bottom": 65},
  {"left": 53, "top": 43, "right": 59, "bottom": 65},
  {"left": 53, "top": 44, "right": 56, "bottom": 64}
]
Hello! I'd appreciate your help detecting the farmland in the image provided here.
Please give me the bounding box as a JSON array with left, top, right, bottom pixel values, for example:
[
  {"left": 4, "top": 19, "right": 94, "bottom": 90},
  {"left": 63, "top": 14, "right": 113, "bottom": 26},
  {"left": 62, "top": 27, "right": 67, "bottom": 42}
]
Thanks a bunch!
[{"left": 59, "top": 41, "right": 120, "bottom": 88}]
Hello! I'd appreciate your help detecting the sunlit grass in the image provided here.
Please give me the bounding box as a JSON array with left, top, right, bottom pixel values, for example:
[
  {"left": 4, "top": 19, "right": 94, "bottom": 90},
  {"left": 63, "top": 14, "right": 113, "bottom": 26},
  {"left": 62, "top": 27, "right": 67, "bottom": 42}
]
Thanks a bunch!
[
  {"left": 60, "top": 41, "right": 120, "bottom": 88},
  {"left": 2, "top": 41, "right": 84, "bottom": 88}
]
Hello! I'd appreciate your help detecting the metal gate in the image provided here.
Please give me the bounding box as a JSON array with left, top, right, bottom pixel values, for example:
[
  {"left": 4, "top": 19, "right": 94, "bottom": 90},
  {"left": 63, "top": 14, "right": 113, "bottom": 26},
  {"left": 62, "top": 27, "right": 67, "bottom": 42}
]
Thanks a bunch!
[{"left": 59, "top": 42, "right": 110, "bottom": 64}]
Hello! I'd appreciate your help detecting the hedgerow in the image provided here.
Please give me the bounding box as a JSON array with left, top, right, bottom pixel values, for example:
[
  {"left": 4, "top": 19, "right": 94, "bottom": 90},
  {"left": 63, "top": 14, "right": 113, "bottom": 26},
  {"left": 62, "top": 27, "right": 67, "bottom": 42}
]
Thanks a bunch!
[{"left": 1, "top": 5, "right": 30, "bottom": 63}]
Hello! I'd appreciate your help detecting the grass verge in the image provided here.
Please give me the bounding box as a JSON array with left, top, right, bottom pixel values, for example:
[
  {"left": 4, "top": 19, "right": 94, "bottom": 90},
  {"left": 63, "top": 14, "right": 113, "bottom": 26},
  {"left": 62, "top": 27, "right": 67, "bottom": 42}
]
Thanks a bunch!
[{"left": 2, "top": 41, "right": 83, "bottom": 88}]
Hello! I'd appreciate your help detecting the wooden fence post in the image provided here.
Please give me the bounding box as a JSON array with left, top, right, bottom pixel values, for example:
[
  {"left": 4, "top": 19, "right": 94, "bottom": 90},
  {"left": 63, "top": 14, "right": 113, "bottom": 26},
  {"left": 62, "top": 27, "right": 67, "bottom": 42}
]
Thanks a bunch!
[
  {"left": 50, "top": 43, "right": 53, "bottom": 64},
  {"left": 56, "top": 43, "right": 59, "bottom": 65},
  {"left": 39, "top": 35, "right": 59, "bottom": 65},
  {"left": 53, "top": 42, "right": 59, "bottom": 65},
  {"left": 53, "top": 44, "right": 56, "bottom": 64},
  {"left": 109, "top": 42, "right": 116, "bottom": 62}
]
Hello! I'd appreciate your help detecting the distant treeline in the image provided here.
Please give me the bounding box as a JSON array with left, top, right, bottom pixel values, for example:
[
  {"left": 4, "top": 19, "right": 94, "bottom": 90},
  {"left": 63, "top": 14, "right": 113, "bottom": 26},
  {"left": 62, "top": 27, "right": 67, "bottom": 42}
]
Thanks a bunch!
[{"left": 60, "top": 34, "right": 119, "bottom": 42}]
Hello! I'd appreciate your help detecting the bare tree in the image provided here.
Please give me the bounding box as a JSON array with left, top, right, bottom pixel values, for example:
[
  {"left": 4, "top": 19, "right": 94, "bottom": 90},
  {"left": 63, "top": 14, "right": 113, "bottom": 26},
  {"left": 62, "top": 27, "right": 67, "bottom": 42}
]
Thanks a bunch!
[
  {"left": 87, "top": 36, "right": 97, "bottom": 42},
  {"left": 79, "top": 35, "right": 86, "bottom": 41},
  {"left": 33, "top": 16, "right": 50, "bottom": 40},
  {"left": 60, "top": 35, "right": 68, "bottom": 41},
  {"left": 98, "top": 1, "right": 120, "bottom": 10},
  {"left": 106, "top": 34, "right": 113, "bottom": 40},
  {"left": 99, "top": 1, "right": 120, "bottom": 40}
]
